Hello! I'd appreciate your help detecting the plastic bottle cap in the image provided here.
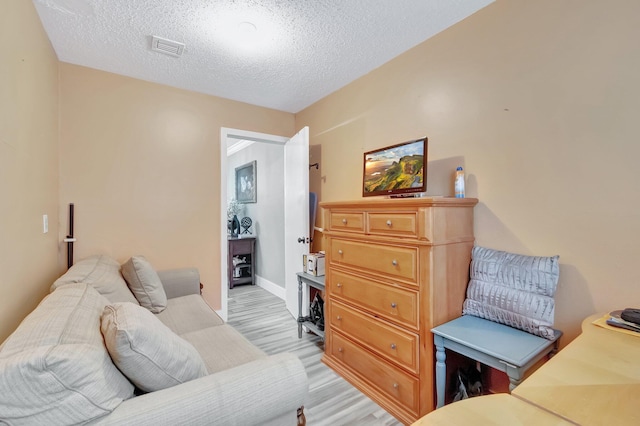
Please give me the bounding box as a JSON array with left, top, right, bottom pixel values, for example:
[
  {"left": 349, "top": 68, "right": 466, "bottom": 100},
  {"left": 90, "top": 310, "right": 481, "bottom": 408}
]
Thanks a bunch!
[{"left": 457, "top": 167, "right": 463, "bottom": 171}]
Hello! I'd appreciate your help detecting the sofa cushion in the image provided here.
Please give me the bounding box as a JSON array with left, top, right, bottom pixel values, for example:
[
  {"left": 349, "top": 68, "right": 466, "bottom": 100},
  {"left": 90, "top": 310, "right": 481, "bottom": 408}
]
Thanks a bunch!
[
  {"left": 0, "top": 284, "right": 134, "bottom": 425},
  {"left": 181, "top": 324, "right": 266, "bottom": 374},
  {"left": 156, "top": 294, "right": 224, "bottom": 336},
  {"left": 121, "top": 256, "right": 167, "bottom": 313},
  {"left": 462, "top": 246, "right": 560, "bottom": 339},
  {"left": 101, "top": 302, "right": 208, "bottom": 392},
  {"left": 51, "top": 254, "right": 139, "bottom": 305}
]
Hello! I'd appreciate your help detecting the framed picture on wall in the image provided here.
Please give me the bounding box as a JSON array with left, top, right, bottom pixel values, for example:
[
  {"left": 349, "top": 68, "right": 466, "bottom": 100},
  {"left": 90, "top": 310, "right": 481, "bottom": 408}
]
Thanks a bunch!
[{"left": 235, "top": 160, "right": 257, "bottom": 203}]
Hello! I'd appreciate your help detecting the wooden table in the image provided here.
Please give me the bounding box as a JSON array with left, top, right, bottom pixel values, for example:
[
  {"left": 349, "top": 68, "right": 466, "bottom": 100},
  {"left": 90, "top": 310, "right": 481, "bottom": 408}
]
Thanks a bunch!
[
  {"left": 411, "top": 393, "right": 572, "bottom": 425},
  {"left": 414, "top": 314, "right": 640, "bottom": 425},
  {"left": 513, "top": 314, "right": 640, "bottom": 425}
]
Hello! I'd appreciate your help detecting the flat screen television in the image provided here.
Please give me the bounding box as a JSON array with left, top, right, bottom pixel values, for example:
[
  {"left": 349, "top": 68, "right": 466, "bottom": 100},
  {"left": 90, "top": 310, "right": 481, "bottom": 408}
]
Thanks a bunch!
[{"left": 362, "top": 137, "right": 427, "bottom": 197}]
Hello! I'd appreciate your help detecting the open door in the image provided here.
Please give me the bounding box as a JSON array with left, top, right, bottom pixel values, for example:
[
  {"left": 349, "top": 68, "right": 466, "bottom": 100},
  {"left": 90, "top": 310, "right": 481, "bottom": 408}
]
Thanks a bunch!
[
  {"left": 220, "top": 127, "right": 309, "bottom": 321},
  {"left": 284, "top": 127, "right": 310, "bottom": 317}
]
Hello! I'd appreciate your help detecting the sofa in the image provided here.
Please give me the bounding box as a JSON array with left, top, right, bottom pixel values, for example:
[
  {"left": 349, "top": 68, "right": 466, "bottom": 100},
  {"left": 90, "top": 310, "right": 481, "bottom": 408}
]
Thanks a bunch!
[{"left": 0, "top": 255, "right": 308, "bottom": 425}]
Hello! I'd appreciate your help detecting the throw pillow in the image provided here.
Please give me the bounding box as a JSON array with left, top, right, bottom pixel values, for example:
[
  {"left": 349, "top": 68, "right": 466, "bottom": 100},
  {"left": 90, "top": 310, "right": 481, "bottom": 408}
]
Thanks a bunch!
[
  {"left": 462, "top": 246, "right": 560, "bottom": 339},
  {"left": 0, "top": 284, "right": 134, "bottom": 425},
  {"left": 121, "top": 256, "right": 167, "bottom": 313},
  {"left": 101, "top": 302, "right": 208, "bottom": 392}
]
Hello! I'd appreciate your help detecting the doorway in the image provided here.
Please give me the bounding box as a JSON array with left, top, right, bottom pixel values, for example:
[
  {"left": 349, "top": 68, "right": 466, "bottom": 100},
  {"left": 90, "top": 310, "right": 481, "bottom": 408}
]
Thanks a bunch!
[{"left": 219, "top": 127, "right": 309, "bottom": 321}]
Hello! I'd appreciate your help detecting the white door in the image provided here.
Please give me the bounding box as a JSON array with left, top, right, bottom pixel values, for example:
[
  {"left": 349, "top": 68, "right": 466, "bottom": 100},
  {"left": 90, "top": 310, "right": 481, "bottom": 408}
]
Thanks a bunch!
[
  {"left": 219, "top": 127, "right": 309, "bottom": 321},
  {"left": 284, "top": 127, "right": 310, "bottom": 317}
]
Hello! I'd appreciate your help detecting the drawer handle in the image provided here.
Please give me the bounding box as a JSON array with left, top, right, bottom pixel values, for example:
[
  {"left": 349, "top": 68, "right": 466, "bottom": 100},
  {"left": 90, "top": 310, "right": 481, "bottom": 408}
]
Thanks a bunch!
[
  {"left": 392, "top": 259, "right": 398, "bottom": 266},
  {"left": 393, "top": 383, "right": 399, "bottom": 390},
  {"left": 338, "top": 249, "right": 343, "bottom": 255},
  {"left": 336, "top": 315, "right": 342, "bottom": 321},
  {"left": 342, "top": 218, "right": 347, "bottom": 224},
  {"left": 391, "top": 302, "right": 397, "bottom": 308},
  {"left": 337, "top": 283, "right": 342, "bottom": 288},
  {"left": 390, "top": 343, "right": 397, "bottom": 350},
  {"left": 386, "top": 220, "right": 392, "bottom": 227},
  {"left": 338, "top": 347, "right": 343, "bottom": 353}
]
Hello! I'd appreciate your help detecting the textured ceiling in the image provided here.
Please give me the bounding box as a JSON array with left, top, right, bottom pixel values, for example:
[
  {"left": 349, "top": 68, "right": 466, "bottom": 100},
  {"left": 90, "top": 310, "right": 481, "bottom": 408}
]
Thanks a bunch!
[{"left": 33, "top": 0, "right": 493, "bottom": 113}]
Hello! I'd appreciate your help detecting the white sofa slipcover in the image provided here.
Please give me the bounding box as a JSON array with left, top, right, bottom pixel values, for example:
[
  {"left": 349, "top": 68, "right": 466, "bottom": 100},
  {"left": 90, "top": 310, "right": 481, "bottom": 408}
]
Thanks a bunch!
[{"left": 0, "top": 255, "right": 308, "bottom": 425}]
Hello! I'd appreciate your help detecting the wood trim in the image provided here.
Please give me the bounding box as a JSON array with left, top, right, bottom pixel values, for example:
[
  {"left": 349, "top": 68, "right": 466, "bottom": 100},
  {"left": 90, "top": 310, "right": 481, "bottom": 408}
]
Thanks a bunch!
[{"left": 320, "top": 197, "right": 478, "bottom": 209}]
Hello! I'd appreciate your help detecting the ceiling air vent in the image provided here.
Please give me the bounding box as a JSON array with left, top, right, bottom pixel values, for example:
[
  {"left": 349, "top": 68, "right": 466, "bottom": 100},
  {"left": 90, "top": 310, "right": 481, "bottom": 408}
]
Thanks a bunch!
[{"left": 150, "top": 36, "right": 185, "bottom": 57}]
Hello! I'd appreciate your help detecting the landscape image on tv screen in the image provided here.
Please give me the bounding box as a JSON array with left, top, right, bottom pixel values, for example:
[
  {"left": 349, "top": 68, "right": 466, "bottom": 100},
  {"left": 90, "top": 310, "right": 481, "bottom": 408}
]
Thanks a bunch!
[{"left": 363, "top": 139, "right": 425, "bottom": 196}]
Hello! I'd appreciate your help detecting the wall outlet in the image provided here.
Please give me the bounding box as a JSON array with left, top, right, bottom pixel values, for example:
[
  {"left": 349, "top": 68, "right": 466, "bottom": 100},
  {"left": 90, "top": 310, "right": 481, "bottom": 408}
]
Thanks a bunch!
[{"left": 43, "top": 214, "right": 48, "bottom": 233}]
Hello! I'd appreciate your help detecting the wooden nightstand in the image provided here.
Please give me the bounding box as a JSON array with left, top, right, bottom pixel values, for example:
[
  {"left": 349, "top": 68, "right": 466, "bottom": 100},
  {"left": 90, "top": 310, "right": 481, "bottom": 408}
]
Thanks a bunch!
[{"left": 228, "top": 237, "right": 256, "bottom": 289}]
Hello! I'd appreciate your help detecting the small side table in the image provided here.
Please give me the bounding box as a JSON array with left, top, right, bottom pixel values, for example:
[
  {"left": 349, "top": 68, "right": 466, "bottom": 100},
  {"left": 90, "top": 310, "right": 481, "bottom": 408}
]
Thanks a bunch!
[
  {"left": 296, "top": 272, "right": 325, "bottom": 340},
  {"left": 228, "top": 237, "right": 256, "bottom": 289},
  {"left": 431, "top": 315, "right": 561, "bottom": 408}
]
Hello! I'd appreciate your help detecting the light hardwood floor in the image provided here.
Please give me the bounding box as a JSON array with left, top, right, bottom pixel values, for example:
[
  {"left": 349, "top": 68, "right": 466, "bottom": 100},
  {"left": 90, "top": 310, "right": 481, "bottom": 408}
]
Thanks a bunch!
[{"left": 227, "top": 284, "right": 402, "bottom": 426}]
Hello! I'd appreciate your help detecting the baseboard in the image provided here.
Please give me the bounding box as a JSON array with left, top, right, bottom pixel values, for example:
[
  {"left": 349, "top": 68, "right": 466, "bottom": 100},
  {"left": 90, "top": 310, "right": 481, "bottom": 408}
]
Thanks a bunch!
[
  {"left": 214, "top": 308, "right": 227, "bottom": 322},
  {"left": 256, "top": 275, "right": 286, "bottom": 300}
]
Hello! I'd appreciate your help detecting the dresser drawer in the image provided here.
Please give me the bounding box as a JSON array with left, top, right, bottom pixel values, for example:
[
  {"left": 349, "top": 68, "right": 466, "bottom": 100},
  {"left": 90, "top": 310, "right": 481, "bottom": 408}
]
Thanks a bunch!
[
  {"left": 328, "top": 211, "right": 364, "bottom": 233},
  {"left": 330, "top": 333, "right": 419, "bottom": 415},
  {"left": 228, "top": 238, "right": 254, "bottom": 253},
  {"left": 367, "top": 212, "right": 418, "bottom": 238},
  {"left": 331, "top": 239, "right": 417, "bottom": 283},
  {"left": 331, "top": 300, "right": 419, "bottom": 373},
  {"left": 330, "top": 270, "right": 418, "bottom": 329}
]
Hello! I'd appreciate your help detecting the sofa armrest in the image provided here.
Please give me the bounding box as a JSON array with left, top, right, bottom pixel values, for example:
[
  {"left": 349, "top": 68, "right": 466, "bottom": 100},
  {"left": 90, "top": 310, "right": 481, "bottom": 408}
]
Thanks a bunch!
[
  {"left": 157, "top": 268, "right": 200, "bottom": 299},
  {"left": 94, "top": 353, "right": 308, "bottom": 426}
]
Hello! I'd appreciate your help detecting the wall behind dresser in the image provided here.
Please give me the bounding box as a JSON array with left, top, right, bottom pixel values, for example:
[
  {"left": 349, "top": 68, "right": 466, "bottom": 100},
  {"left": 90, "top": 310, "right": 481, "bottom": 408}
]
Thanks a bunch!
[{"left": 297, "top": 0, "right": 640, "bottom": 343}]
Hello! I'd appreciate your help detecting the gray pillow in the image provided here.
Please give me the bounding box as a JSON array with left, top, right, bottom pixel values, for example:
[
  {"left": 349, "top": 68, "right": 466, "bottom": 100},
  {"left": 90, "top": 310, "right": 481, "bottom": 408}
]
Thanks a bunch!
[
  {"left": 101, "top": 302, "right": 208, "bottom": 392},
  {"left": 121, "top": 256, "right": 167, "bottom": 313},
  {"left": 462, "top": 246, "right": 560, "bottom": 339}
]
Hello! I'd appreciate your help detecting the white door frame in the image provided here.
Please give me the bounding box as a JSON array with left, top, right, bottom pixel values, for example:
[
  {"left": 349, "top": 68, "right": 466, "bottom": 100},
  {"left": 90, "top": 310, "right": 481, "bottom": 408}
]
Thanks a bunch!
[{"left": 219, "top": 127, "right": 288, "bottom": 321}]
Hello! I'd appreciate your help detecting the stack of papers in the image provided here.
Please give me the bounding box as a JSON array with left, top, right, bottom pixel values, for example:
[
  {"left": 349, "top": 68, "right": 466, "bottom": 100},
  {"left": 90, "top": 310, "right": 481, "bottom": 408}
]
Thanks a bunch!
[{"left": 606, "top": 310, "right": 640, "bottom": 333}]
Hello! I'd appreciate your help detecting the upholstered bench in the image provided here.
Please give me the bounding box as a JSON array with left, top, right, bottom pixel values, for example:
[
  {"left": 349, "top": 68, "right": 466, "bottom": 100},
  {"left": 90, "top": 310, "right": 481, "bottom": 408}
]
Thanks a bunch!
[{"left": 432, "top": 315, "right": 561, "bottom": 408}]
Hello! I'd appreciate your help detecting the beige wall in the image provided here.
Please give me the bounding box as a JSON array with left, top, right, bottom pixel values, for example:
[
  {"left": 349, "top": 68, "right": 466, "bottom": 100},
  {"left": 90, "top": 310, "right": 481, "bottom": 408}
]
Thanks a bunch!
[
  {"left": 0, "top": 1, "right": 60, "bottom": 341},
  {"left": 297, "top": 0, "right": 640, "bottom": 342},
  {"left": 59, "top": 63, "right": 295, "bottom": 311}
]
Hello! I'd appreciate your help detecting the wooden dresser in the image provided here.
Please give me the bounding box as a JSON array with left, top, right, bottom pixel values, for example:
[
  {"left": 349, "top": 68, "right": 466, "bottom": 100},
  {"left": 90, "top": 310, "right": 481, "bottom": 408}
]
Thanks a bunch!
[{"left": 320, "top": 197, "right": 477, "bottom": 424}]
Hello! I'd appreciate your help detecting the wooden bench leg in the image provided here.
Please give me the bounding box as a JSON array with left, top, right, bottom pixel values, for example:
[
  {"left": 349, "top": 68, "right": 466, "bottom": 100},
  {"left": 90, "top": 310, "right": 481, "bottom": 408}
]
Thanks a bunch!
[
  {"left": 500, "top": 361, "right": 524, "bottom": 392},
  {"left": 434, "top": 335, "right": 447, "bottom": 408},
  {"left": 507, "top": 374, "right": 523, "bottom": 391}
]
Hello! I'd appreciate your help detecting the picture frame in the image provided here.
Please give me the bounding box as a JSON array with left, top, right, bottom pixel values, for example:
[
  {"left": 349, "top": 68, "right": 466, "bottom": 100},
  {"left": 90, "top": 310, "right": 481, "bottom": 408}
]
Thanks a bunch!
[{"left": 235, "top": 160, "right": 257, "bottom": 203}]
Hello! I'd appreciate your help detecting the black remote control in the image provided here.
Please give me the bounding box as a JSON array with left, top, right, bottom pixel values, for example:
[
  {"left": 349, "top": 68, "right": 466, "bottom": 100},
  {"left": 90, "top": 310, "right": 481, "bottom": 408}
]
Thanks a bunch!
[{"left": 621, "top": 308, "right": 640, "bottom": 325}]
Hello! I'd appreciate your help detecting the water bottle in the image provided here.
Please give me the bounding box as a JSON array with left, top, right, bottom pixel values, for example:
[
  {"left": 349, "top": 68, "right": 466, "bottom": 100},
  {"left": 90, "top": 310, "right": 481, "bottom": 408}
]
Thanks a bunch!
[{"left": 455, "top": 167, "right": 465, "bottom": 198}]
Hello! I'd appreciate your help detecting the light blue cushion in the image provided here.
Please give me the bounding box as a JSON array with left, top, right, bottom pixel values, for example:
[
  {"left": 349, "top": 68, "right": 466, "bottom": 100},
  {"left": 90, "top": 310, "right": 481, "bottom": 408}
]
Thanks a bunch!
[{"left": 462, "top": 246, "right": 560, "bottom": 339}]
